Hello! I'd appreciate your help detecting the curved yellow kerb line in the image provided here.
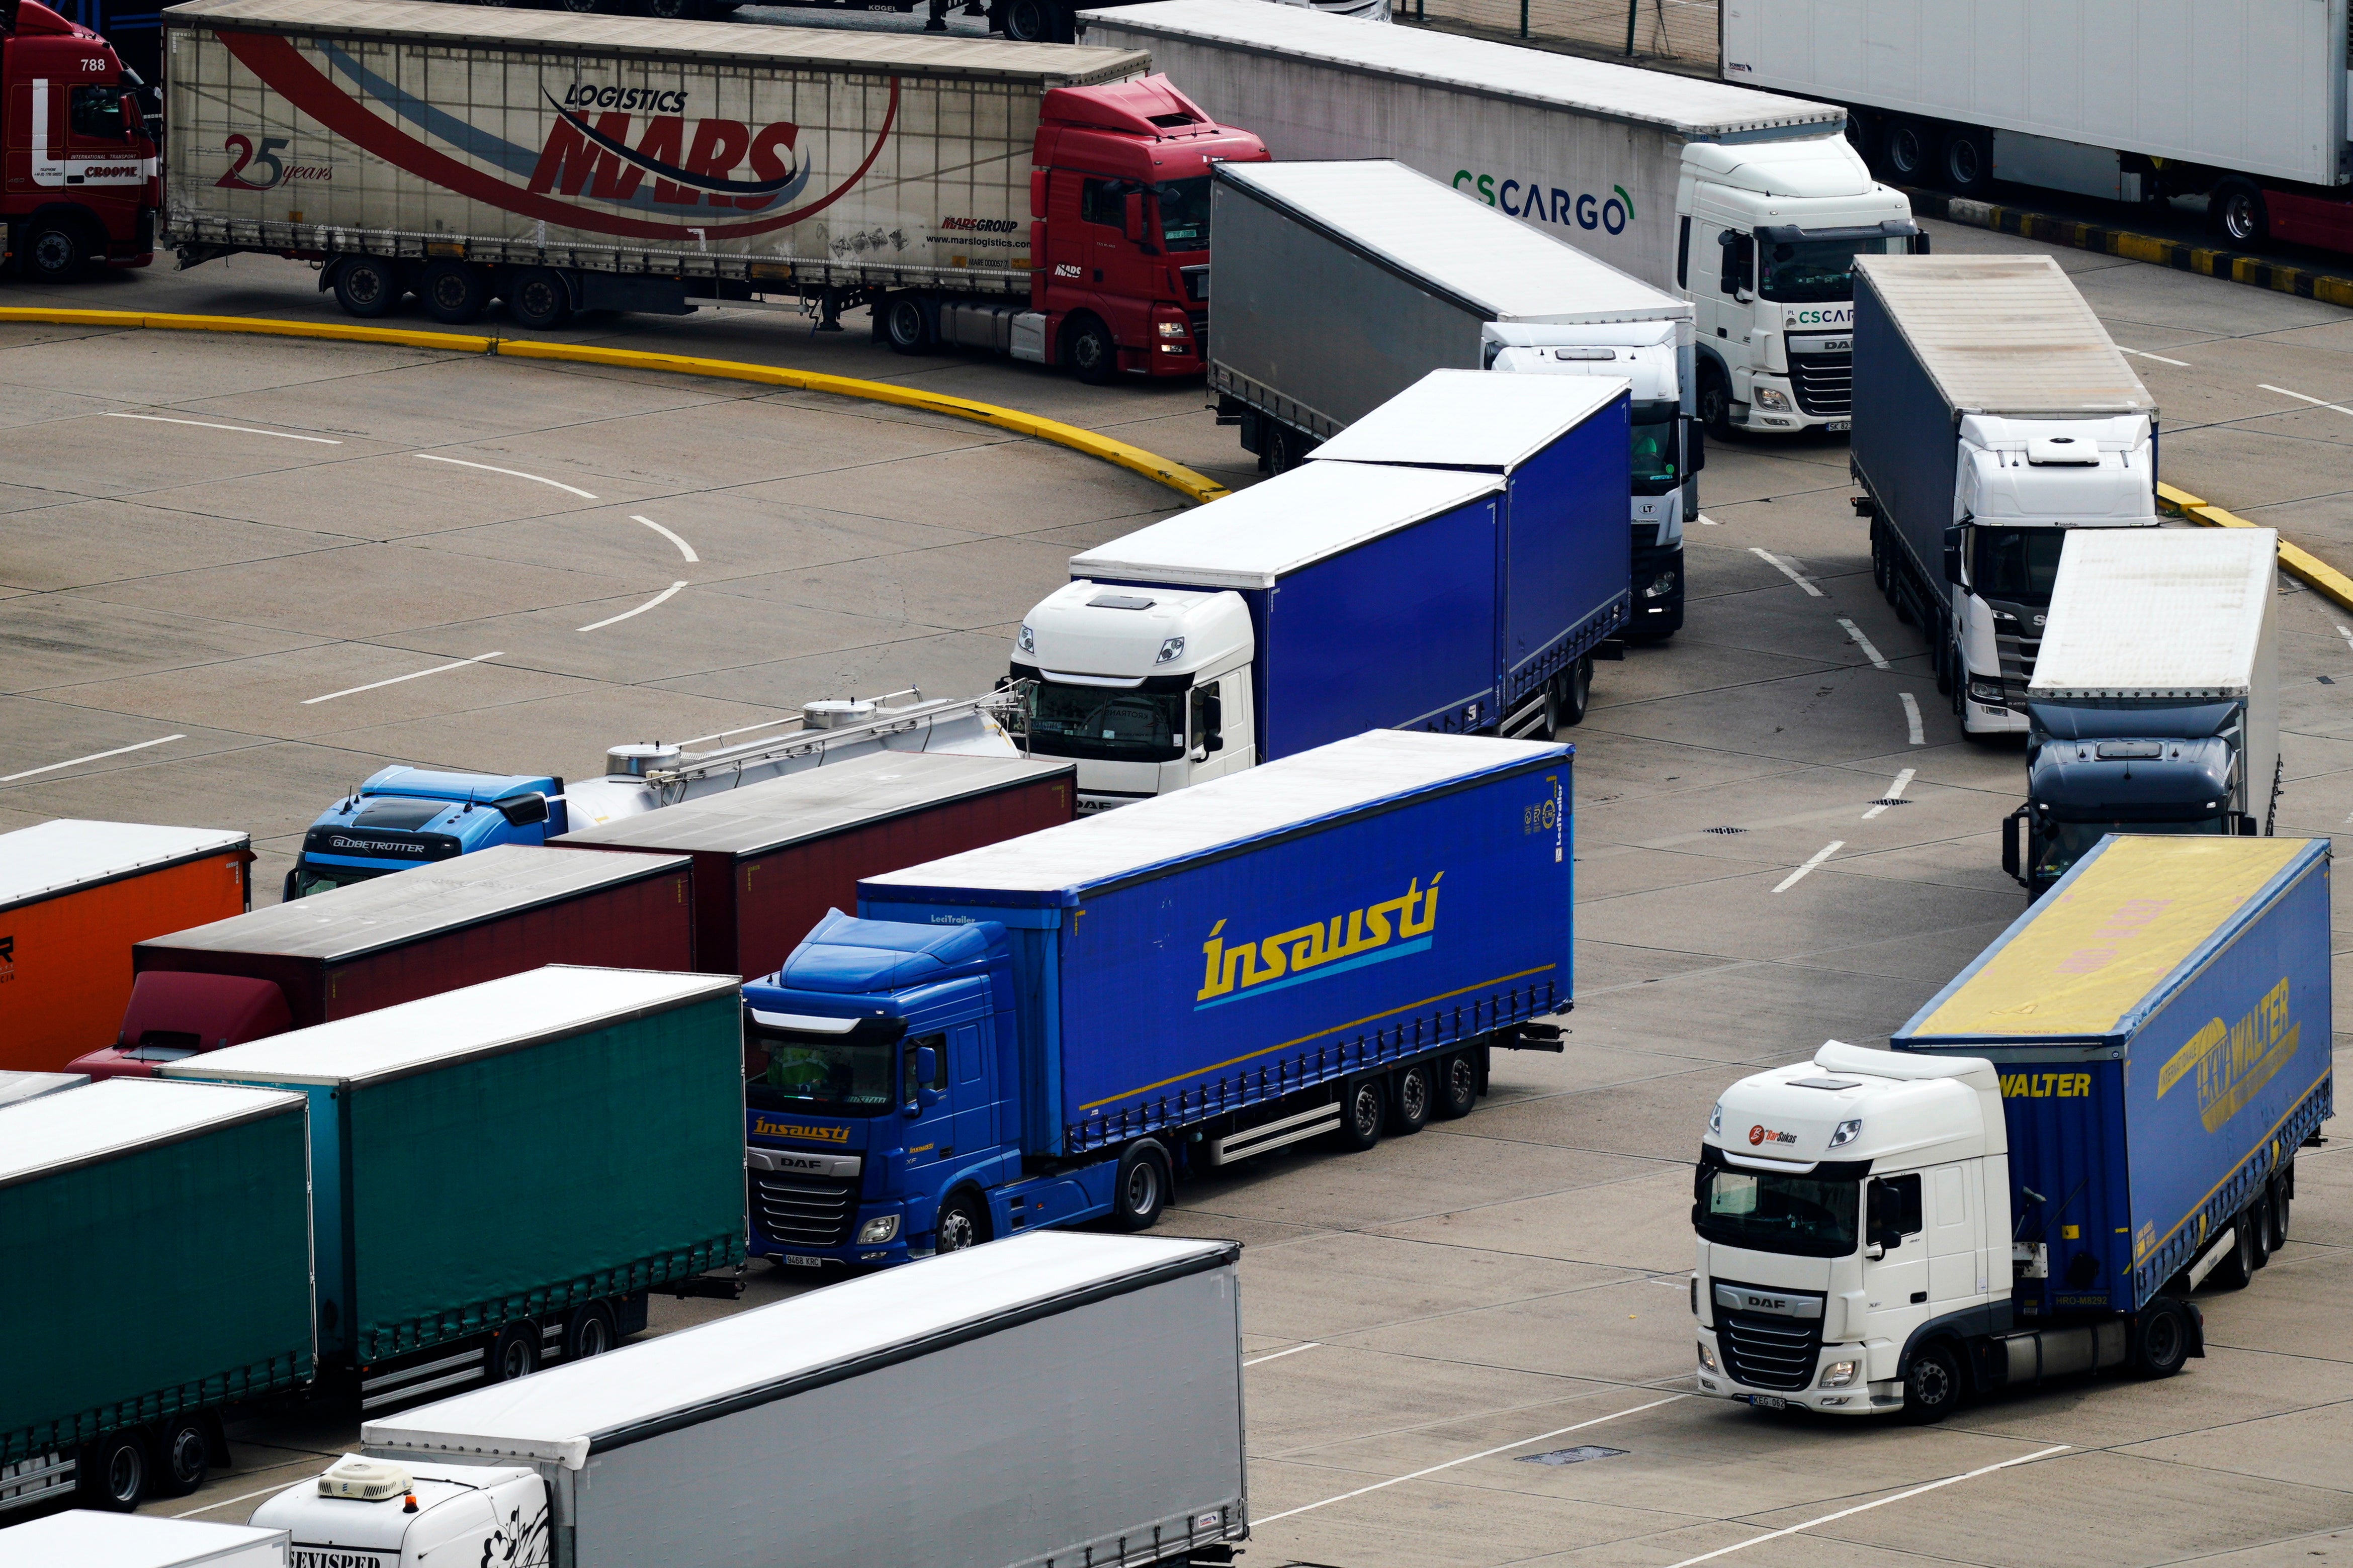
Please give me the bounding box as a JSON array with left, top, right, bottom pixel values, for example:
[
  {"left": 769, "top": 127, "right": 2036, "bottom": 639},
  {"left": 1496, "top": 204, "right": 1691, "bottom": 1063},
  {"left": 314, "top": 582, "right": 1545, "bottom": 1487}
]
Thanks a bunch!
[{"left": 0, "top": 308, "right": 1232, "bottom": 507}]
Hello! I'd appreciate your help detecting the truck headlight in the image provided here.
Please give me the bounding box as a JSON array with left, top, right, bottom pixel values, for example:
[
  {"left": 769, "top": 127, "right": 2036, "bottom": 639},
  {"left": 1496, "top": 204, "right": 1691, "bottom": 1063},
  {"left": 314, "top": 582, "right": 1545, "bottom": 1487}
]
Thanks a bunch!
[
  {"left": 1157, "top": 636, "right": 1185, "bottom": 664},
  {"left": 1699, "top": 1342, "right": 1718, "bottom": 1371},
  {"left": 1017, "top": 624, "right": 1035, "bottom": 655},
  {"left": 1708, "top": 1101, "right": 1723, "bottom": 1136},
  {"left": 1967, "top": 677, "right": 2005, "bottom": 705},
  {"left": 857, "top": 1215, "right": 901, "bottom": 1244},
  {"left": 1818, "top": 1360, "right": 1858, "bottom": 1388},
  {"left": 1158, "top": 319, "right": 1188, "bottom": 338},
  {"left": 1828, "top": 1118, "right": 1862, "bottom": 1148},
  {"left": 1753, "top": 387, "right": 1791, "bottom": 411},
  {"left": 1642, "top": 571, "right": 1679, "bottom": 599}
]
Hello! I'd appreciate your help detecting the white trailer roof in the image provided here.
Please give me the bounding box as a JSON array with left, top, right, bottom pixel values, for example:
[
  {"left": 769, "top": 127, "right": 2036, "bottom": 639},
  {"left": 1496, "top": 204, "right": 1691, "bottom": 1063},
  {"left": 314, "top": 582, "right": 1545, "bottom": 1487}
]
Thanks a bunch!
[
  {"left": 363, "top": 1233, "right": 1237, "bottom": 1468},
  {"left": 863, "top": 730, "right": 1565, "bottom": 901},
  {"left": 0, "top": 819, "right": 248, "bottom": 915},
  {"left": 161, "top": 966, "right": 738, "bottom": 1088},
  {"left": 1216, "top": 161, "right": 1690, "bottom": 324},
  {"left": 1079, "top": 0, "right": 1844, "bottom": 136},
  {"left": 0, "top": 1070, "right": 88, "bottom": 1108},
  {"left": 1856, "top": 254, "right": 2155, "bottom": 417},
  {"left": 0, "top": 1078, "right": 302, "bottom": 1190},
  {"left": 1068, "top": 460, "right": 1500, "bottom": 591},
  {"left": 0, "top": 1512, "right": 289, "bottom": 1568},
  {"left": 2031, "top": 529, "right": 2277, "bottom": 699},
  {"left": 171, "top": 0, "right": 1148, "bottom": 84},
  {"left": 1311, "top": 370, "right": 1626, "bottom": 471}
]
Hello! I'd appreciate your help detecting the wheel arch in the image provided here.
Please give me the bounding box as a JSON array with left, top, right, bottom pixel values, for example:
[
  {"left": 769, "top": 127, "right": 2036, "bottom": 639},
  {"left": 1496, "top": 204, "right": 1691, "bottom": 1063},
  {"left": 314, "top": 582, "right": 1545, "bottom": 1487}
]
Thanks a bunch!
[{"left": 1895, "top": 1302, "right": 2008, "bottom": 1385}]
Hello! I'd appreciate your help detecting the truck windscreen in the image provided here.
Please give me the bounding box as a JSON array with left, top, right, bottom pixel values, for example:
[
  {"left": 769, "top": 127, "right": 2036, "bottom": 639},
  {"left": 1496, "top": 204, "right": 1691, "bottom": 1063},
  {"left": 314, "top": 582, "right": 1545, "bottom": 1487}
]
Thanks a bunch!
[
  {"left": 746, "top": 1019, "right": 905, "bottom": 1118},
  {"left": 1759, "top": 237, "right": 1889, "bottom": 304},
  {"left": 1025, "top": 682, "right": 1187, "bottom": 764},
  {"left": 1631, "top": 405, "right": 1680, "bottom": 491},
  {"left": 1697, "top": 1167, "right": 1858, "bottom": 1258},
  {"left": 291, "top": 864, "right": 394, "bottom": 898},
  {"left": 1973, "top": 527, "right": 2066, "bottom": 602},
  {"left": 2037, "top": 815, "right": 2226, "bottom": 886},
  {"left": 1155, "top": 178, "right": 1211, "bottom": 249}
]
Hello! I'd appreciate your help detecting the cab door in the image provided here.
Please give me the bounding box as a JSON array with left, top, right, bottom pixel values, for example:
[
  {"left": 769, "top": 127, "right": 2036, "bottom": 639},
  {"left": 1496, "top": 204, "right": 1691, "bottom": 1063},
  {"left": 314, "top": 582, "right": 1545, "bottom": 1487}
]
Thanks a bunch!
[
  {"left": 948, "top": 1021, "right": 995, "bottom": 1161},
  {"left": 1860, "top": 1171, "right": 1930, "bottom": 1347}
]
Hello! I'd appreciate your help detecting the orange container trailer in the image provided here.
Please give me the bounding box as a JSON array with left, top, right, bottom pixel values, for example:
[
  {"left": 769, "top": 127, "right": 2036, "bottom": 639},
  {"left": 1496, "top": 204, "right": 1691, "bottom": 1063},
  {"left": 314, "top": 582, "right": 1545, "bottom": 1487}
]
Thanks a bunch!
[{"left": 0, "top": 820, "right": 252, "bottom": 1070}]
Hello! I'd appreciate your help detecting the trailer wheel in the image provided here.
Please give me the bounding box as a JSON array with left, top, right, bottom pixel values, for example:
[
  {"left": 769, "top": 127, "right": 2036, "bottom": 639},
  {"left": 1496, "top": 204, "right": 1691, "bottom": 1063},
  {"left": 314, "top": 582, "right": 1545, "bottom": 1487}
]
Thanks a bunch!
[
  {"left": 1939, "top": 127, "right": 1991, "bottom": 195},
  {"left": 1111, "top": 1139, "right": 1170, "bottom": 1232},
  {"left": 883, "top": 294, "right": 933, "bottom": 355},
  {"left": 998, "top": 0, "right": 1054, "bottom": 39},
  {"left": 1934, "top": 626, "right": 1955, "bottom": 697},
  {"left": 491, "top": 1322, "right": 541, "bottom": 1381},
  {"left": 154, "top": 1417, "right": 210, "bottom": 1498},
  {"left": 646, "top": 0, "right": 709, "bottom": 15},
  {"left": 1556, "top": 656, "right": 1593, "bottom": 729},
  {"left": 2211, "top": 1216, "right": 2259, "bottom": 1290},
  {"left": 1063, "top": 312, "right": 1118, "bottom": 384},
  {"left": 1433, "top": 1051, "right": 1478, "bottom": 1120},
  {"left": 1881, "top": 119, "right": 1932, "bottom": 183},
  {"left": 565, "top": 1301, "right": 616, "bottom": 1361},
  {"left": 76, "top": 1430, "right": 147, "bottom": 1511},
  {"left": 1333, "top": 1076, "right": 1384, "bottom": 1153},
  {"left": 2250, "top": 1194, "right": 2275, "bottom": 1270},
  {"left": 1898, "top": 1340, "right": 1963, "bottom": 1424},
  {"left": 421, "top": 260, "right": 489, "bottom": 325},
  {"left": 1386, "top": 1063, "right": 1432, "bottom": 1135},
  {"left": 2211, "top": 179, "right": 2268, "bottom": 246},
  {"left": 935, "top": 1188, "right": 989, "bottom": 1252},
  {"left": 21, "top": 216, "right": 96, "bottom": 283},
  {"left": 1870, "top": 525, "right": 1890, "bottom": 596},
  {"left": 507, "top": 267, "right": 572, "bottom": 330},
  {"left": 332, "top": 255, "right": 404, "bottom": 318},
  {"left": 2131, "top": 1298, "right": 2193, "bottom": 1378}
]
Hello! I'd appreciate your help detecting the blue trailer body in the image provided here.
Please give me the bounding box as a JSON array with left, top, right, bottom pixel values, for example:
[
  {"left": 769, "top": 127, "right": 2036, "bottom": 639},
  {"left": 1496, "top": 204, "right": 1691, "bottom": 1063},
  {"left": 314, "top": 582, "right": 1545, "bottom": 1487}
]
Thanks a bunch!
[
  {"left": 1893, "top": 834, "right": 2331, "bottom": 1317},
  {"left": 1310, "top": 371, "right": 1633, "bottom": 712},
  {"left": 738, "top": 731, "right": 1573, "bottom": 1268}
]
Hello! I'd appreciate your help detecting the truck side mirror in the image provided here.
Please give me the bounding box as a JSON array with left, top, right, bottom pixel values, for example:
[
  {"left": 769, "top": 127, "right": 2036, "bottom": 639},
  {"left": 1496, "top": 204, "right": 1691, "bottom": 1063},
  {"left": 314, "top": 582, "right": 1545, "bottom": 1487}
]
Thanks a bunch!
[
  {"left": 2237, "top": 813, "right": 2259, "bottom": 837},
  {"left": 1913, "top": 232, "right": 1932, "bottom": 255},
  {"left": 120, "top": 94, "right": 141, "bottom": 138},
  {"left": 911, "top": 1045, "right": 940, "bottom": 1109},
  {"left": 1716, "top": 231, "right": 1746, "bottom": 297},
  {"left": 493, "top": 792, "right": 549, "bottom": 828},
  {"left": 1201, "top": 690, "right": 1223, "bottom": 752},
  {"left": 2001, "top": 808, "right": 2024, "bottom": 883},
  {"left": 1941, "top": 525, "right": 1964, "bottom": 585},
  {"left": 1684, "top": 416, "right": 1705, "bottom": 476},
  {"left": 1122, "top": 191, "right": 1147, "bottom": 244}
]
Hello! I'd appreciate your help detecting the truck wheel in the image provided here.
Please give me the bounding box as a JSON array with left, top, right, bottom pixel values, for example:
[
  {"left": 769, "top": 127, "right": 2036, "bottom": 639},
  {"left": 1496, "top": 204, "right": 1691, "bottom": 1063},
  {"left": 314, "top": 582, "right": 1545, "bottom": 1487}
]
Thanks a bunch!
[
  {"left": 1333, "top": 1077, "right": 1384, "bottom": 1153},
  {"left": 647, "top": 0, "right": 709, "bottom": 14},
  {"left": 491, "top": 1322, "right": 541, "bottom": 1381},
  {"left": 1112, "top": 1139, "right": 1170, "bottom": 1231},
  {"left": 1881, "top": 119, "right": 1932, "bottom": 183},
  {"left": 333, "top": 256, "right": 404, "bottom": 318},
  {"left": 998, "top": 0, "right": 1053, "bottom": 39},
  {"left": 2250, "top": 1194, "right": 2275, "bottom": 1270},
  {"left": 154, "top": 1417, "right": 210, "bottom": 1498},
  {"left": 1557, "top": 656, "right": 1593, "bottom": 728},
  {"left": 21, "top": 218, "right": 95, "bottom": 283},
  {"left": 1063, "top": 312, "right": 1118, "bottom": 384},
  {"left": 1898, "top": 1340, "right": 1963, "bottom": 1424},
  {"left": 883, "top": 295, "right": 933, "bottom": 355},
  {"left": 1870, "top": 525, "right": 1890, "bottom": 596},
  {"left": 1386, "top": 1063, "right": 1432, "bottom": 1135},
  {"left": 76, "top": 1430, "right": 147, "bottom": 1511},
  {"left": 564, "top": 1301, "right": 616, "bottom": 1360},
  {"left": 1433, "top": 1051, "right": 1478, "bottom": 1120},
  {"left": 1934, "top": 629, "right": 1955, "bottom": 696},
  {"left": 936, "top": 1188, "right": 989, "bottom": 1252},
  {"left": 1698, "top": 362, "right": 1732, "bottom": 438},
  {"left": 2211, "top": 179, "right": 2268, "bottom": 246},
  {"left": 2212, "top": 1216, "right": 2258, "bottom": 1290},
  {"left": 421, "top": 260, "right": 489, "bottom": 325},
  {"left": 1939, "top": 127, "right": 1991, "bottom": 195},
  {"left": 507, "top": 267, "right": 572, "bottom": 329},
  {"left": 2131, "top": 1298, "right": 2193, "bottom": 1378}
]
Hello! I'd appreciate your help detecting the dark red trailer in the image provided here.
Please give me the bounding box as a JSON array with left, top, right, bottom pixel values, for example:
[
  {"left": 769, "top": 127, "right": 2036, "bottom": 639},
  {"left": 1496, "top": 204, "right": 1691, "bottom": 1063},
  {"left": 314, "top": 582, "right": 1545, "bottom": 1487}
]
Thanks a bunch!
[
  {"left": 551, "top": 753, "right": 1074, "bottom": 982},
  {"left": 107, "top": 845, "right": 694, "bottom": 1071}
]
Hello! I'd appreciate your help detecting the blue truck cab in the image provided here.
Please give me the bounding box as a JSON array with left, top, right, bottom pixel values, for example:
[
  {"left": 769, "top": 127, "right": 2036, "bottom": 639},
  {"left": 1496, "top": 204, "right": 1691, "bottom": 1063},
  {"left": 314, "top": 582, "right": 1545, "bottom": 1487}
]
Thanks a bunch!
[{"left": 288, "top": 767, "right": 566, "bottom": 900}]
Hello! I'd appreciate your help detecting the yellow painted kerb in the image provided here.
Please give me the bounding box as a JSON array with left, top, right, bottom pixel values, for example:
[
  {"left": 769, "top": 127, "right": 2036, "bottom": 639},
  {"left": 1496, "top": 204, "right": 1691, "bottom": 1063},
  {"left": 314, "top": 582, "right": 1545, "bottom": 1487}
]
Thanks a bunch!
[
  {"left": 0, "top": 307, "right": 1231, "bottom": 506},
  {"left": 1913, "top": 836, "right": 2309, "bottom": 1039},
  {"left": 2158, "top": 479, "right": 2353, "bottom": 613}
]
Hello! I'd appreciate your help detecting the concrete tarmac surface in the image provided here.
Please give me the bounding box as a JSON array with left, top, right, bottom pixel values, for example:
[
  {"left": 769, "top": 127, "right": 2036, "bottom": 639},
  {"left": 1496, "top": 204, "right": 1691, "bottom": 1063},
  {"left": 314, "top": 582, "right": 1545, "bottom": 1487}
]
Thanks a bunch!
[{"left": 7, "top": 215, "right": 2353, "bottom": 1565}]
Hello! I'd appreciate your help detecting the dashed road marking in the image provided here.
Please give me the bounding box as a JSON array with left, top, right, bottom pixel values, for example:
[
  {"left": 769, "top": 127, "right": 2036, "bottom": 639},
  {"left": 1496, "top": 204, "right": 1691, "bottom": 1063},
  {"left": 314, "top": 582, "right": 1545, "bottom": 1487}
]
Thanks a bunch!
[
  {"left": 104, "top": 411, "right": 342, "bottom": 443},
  {"left": 579, "top": 581, "right": 688, "bottom": 633},
  {"left": 2260, "top": 383, "right": 2353, "bottom": 419},
  {"left": 1837, "top": 617, "right": 1889, "bottom": 670},
  {"left": 1, "top": 733, "right": 185, "bottom": 783},
  {"left": 2118, "top": 346, "right": 2189, "bottom": 367},
  {"left": 303, "top": 652, "right": 504, "bottom": 705},
  {"left": 1900, "top": 692, "right": 1925, "bottom": 745},
  {"left": 174, "top": 1482, "right": 306, "bottom": 1520},
  {"left": 1750, "top": 547, "right": 1822, "bottom": 597},
  {"left": 416, "top": 452, "right": 599, "bottom": 498},
  {"left": 1773, "top": 841, "right": 1844, "bottom": 893},
  {"left": 1698, "top": 513, "right": 1719, "bottom": 526},
  {"left": 1245, "top": 1342, "right": 1321, "bottom": 1368},
  {"left": 2336, "top": 623, "right": 2353, "bottom": 653},
  {"left": 634, "top": 515, "right": 700, "bottom": 563},
  {"left": 1863, "top": 767, "right": 1916, "bottom": 820}
]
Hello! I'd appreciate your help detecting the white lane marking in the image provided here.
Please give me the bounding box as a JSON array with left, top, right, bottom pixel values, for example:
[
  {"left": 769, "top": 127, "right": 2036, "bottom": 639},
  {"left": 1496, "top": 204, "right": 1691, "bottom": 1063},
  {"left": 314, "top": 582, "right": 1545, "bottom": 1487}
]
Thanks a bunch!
[
  {"left": 1, "top": 733, "right": 185, "bottom": 783},
  {"left": 2336, "top": 624, "right": 2353, "bottom": 653},
  {"left": 1837, "top": 617, "right": 1889, "bottom": 670},
  {"left": 302, "top": 652, "right": 505, "bottom": 706},
  {"left": 2260, "top": 383, "right": 2353, "bottom": 419},
  {"left": 104, "top": 411, "right": 342, "bottom": 444},
  {"left": 1863, "top": 767, "right": 1917, "bottom": 820},
  {"left": 1256, "top": 1394, "right": 1684, "bottom": 1526},
  {"left": 634, "top": 514, "right": 700, "bottom": 563},
  {"left": 1900, "top": 692, "right": 1925, "bottom": 745},
  {"left": 2118, "top": 346, "right": 2189, "bottom": 367},
  {"left": 415, "top": 452, "right": 599, "bottom": 499},
  {"left": 578, "top": 581, "right": 688, "bottom": 633},
  {"left": 1750, "top": 547, "right": 1822, "bottom": 597},
  {"left": 1698, "top": 513, "right": 1719, "bottom": 526},
  {"left": 1659, "top": 1444, "right": 2071, "bottom": 1568},
  {"left": 1773, "top": 841, "right": 1844, "bottom": 893},
  {"left": 173, "top": 1482, "right": 302, "bottom": 1519},
  {"left": 1245, "top": 1342, "right": 1322, "bottom": 1368}
]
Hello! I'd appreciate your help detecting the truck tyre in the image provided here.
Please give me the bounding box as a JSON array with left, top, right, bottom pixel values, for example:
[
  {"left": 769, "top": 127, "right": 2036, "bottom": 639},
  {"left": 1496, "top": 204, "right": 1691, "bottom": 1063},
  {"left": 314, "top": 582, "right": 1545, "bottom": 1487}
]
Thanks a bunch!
[
  {"left": 936, "top": 1188, "right": 989, "bottom": 1252},
  {"left": 647, "top": 0, "right": 708, "bottom": 15},
  {"left": 1698, "top": 362, "right": 1732, "bottom": 439},
  {"left": 1881, "top": 119, "right": 1932, "bottom": 183},
  {"left": 21, "top": 217, "right": 95, "bottom": 283},
  {"left": 491, "top": 1322, "right": 541, "bottom": 1381},
  {"left": 1558, "top": 656, "right": 1593, "bottom": 728},
  {"left": 2250, "top": 1193, "right": 2275, "bottom": 1270},
  {"left": 333, "top": 255, "right": 404, "bottom": 318},
  {"left": 77, "top": 1430, "right": 147, "bottom": 1511},
  {"left": 421, "top": 260, "right": 489, "bottom": 325},
  {"left": 1433, "top": 1050, "right": 1478, "bottom": 1120},
  {"left": 2131, "top": 1298, "right": 2193, "bottom": 1378},
  {"left": 564, "top": 1301, "right": 616, "bottom": 1361},
  {"left": 1265, "top": 422, "right": 1306, "bottom": 474},
  {"left": 1334, "top": 1076, "right": 1384, "bottom": 1153},
  {"left": 507, "top": 267, "right": 572, "bottom": 329},
  {"left": 1934, "top": 627, "right": 1955, "bottom": 697},
  {"left": 2211, "top": 179, "right": 2268, "bottom": 246},
  {"left": 1939, "top": 127, "right": 1991, "bottom": 195},
  {"left": 155, "top": 1417, "right": 210, "bottom": 1498},
  {"left": 998, "top": 0, "right": 1053, "bottom": 39},
  {"left": 883, "top": 294, "right": 932, "bottom": 354},
  {"left": 1111, "top": 1139, "right": 1171, "bottom": 1231},
  {"left": 1898, "top": 1340, "right": 1964, "bottom": 1424},
  {"left": 1871, "top": 525, "right": 1890, "bottom": 596},
  {"left": 1063, "top": 312, "right": 1118, "bottom": 384},
  {"left": 1387, "top": 1063, "right": 1432, "bottom": 1135},
  {"left": 2212, "top": 1215, "right": 2259, "bottom": 1290}
]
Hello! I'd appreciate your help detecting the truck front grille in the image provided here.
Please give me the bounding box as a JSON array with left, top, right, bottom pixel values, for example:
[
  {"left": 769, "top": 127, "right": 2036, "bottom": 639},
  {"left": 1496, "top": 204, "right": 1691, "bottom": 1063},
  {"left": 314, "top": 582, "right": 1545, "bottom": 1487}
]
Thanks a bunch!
[
  {"left": 1787, "top": 351, "right": 1852, "bottom": 417},
  {"left": 1717, "top": 1312, "right": 1822, "bottom": 1392},
  {"left": 750, "top": 1171, "right": 856, "bottom": 1247},
  {"left": 1187, "top": 311, "right": 1208, "bottom": 345},
  {"left": 1996, "top": 631, "right": 2042, "bottom": 704}
]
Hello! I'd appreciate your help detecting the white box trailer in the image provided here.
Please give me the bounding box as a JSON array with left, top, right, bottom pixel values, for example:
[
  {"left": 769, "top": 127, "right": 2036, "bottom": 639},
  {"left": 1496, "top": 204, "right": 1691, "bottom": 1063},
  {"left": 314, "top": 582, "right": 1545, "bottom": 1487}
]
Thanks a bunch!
[
  {"left": 1722, "top": 0, "right": 2353, "bottom": 251},
  {"left": 1077, "top": 0, "right": 1915, "bottom": 437},
  {"left": 0, "top": 1513, "right": 289, "bottom": 1568},
  {"left": 255, "top": 1233, "right": 1247, "bottom": 1568}
]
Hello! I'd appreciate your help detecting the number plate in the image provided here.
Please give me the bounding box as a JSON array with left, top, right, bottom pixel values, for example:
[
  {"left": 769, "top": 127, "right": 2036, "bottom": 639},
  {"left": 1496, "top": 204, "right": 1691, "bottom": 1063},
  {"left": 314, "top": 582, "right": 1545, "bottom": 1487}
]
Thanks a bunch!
[
  {"left": 1824, "top": 420, "right": 1851, "bottom": 433},
  {"left": 783, "top": 1254, "right": 824, "bottom": 1268},
  {"left": 1749, "top": 1395, "right": 1787, "bottom": 1410}
]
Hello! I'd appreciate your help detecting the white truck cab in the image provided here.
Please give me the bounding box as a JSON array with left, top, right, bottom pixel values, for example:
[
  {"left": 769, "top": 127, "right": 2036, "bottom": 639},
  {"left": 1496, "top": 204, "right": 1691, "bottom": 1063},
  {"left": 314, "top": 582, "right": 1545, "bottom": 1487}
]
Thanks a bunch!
[
  {"left": 1680, "top": 138, "right": 1917, "bottom": 437},
  {"left": 1012, "top": 581, "right": 1257, "bottom": 813},
  {"left": 251, "top": 1455, "right": 549, "bottom": 1568}
]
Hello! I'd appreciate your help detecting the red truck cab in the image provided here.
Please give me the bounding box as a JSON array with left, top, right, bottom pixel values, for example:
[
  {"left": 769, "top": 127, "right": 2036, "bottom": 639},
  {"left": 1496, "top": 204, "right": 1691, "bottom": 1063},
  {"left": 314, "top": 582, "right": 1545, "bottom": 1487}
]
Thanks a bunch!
[
  {"left": 3, "top": 0, "right": 157, "bottom": 281},
  {"left": 70, "top": 971, "right": 293, "bottom": 1080},
  {"left": 1029, "top": 74, "right": 1266, "bottom": 380}
]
